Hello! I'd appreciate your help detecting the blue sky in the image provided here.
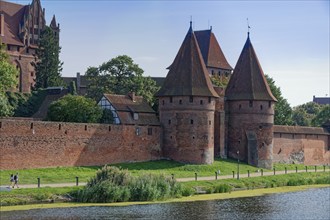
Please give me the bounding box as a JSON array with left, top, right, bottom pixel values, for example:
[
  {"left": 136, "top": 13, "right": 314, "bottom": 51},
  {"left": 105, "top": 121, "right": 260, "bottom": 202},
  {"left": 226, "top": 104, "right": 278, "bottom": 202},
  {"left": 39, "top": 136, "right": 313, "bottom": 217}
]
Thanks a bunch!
[{"left": 10, "top": 0, "right": 330, "bottom": 107}]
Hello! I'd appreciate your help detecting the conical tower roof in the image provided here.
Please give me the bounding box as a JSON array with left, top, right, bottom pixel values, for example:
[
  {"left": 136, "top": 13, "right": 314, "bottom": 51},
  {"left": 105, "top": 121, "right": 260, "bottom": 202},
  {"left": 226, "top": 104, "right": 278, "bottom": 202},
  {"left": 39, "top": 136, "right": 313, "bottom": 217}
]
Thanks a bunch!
[
  {"left": 156, "top": 24, "right": 219, "bottom": 98},
  {"left": 225, "top": 34, "right": 277, "bottom": 101}
]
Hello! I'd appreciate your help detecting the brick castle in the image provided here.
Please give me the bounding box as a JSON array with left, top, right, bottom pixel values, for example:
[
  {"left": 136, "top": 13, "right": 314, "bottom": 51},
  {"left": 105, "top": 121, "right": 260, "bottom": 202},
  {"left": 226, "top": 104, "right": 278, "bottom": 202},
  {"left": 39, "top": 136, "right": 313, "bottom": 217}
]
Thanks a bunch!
[{"left": 0, "top": 4, "right": 329, "bottom": 170}]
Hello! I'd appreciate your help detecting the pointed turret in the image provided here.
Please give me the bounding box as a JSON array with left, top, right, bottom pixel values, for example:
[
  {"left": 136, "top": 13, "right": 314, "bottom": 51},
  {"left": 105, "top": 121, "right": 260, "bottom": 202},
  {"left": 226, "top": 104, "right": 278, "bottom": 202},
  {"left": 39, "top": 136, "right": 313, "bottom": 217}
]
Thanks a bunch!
[
  {"left": 225, "top": 33, "right": 276, "bottom": 170},
  {"left": 226, "top": 35, "right": 277, "bottom": 101},
  {"left": 50, "top": 15, "right": 57, "bottom": 28},
  {"left": 157, "top": 23, "right": 218, "bottom": 165},
  {"left": 156, "top": 24, "right": 219, "bottom": 98}
]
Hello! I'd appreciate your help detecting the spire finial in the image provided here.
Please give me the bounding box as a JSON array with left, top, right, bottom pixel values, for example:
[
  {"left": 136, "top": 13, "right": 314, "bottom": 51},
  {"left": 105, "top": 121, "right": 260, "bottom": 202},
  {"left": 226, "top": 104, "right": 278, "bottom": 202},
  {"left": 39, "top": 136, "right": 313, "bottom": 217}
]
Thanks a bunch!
[
  {"left": 190, "top": 16, "right": 193, "bottom": 28},
  {"left": 247, "top": 18, "right": 251, "bottom": 37}
]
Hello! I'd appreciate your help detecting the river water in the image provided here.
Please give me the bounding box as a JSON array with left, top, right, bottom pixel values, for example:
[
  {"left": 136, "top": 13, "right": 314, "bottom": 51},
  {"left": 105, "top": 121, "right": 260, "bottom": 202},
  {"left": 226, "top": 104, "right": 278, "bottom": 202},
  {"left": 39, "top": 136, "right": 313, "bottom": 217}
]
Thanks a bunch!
[{"left": 2, "top": 187, "right": 330, "bottom": 220}]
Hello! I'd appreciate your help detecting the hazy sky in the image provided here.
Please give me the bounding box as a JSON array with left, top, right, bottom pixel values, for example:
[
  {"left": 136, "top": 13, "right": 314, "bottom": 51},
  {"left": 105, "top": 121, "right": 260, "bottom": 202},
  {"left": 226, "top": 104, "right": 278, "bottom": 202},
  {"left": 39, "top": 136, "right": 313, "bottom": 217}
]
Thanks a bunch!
[{"left": 9, "top": 0, "right": 330, "bottom": 107}]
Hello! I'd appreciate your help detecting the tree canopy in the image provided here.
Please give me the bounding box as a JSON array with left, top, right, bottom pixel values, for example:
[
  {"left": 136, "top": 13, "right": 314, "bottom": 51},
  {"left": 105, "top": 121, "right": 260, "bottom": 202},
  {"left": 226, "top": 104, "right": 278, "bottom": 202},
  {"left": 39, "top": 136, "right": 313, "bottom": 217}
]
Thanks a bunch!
[
  {"left": 265, "top": 75, "right": 293, "bottom": 125},
  {"left": 292, "top": 102, "right": 324, "bottom": 126},
  {"left": 34, "top": 26, "right": 63, "bottom": 89},
  {"left": 0, "top": 40, "right": 18, "bottom": 117},
  {"left": 47, "top": 95, "right": 103, "bottom": 123},
  {"left": 86, "top": 55, "right": 159, "bottom": 105}
]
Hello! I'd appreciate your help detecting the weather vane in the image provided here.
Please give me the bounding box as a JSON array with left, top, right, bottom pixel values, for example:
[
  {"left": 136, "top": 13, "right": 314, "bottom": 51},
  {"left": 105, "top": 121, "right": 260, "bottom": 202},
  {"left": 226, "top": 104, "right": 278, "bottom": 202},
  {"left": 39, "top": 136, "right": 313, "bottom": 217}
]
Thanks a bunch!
[{"left": 247, "top": 18, "right": 251, "bottom": 36}]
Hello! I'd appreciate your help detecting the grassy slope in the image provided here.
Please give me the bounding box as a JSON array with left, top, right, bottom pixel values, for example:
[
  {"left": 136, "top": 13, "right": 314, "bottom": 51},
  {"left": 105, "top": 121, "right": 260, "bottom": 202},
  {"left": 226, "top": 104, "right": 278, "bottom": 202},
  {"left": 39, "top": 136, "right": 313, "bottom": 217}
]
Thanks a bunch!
[{"left": 1, "top": 159, "right": 328, "bottom": 185}]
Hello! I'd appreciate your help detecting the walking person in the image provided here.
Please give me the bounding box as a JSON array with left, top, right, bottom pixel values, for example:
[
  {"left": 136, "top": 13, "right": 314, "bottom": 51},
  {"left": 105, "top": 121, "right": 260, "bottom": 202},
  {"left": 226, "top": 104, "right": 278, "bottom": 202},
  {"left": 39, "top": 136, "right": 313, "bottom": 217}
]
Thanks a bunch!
[
  {"left": 9, "top": 174, "right": 14, "bottom": 188},
  {"left": 13, "top": 173, "right": 19, "bottom": 188}
]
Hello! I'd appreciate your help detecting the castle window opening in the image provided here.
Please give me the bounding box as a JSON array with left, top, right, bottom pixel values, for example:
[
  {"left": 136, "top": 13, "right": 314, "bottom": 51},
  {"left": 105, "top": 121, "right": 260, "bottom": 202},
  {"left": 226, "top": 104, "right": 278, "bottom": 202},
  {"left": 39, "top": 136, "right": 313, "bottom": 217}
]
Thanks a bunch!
[
  {"left": 268, "top": 101, "right": 271, "bottom": 108},
  {"left": 170, "top": 97, "right": 173, "bottom": 103},
  {"left": 189, "top": 96, "right": 193, "bottom": 103},
  {"left": 19, "top": 55, "right": 21, "bottom": 60},
  {"left": 208, "top": 97, "right": 211, "bottom": 103},
  {"left": 148, "top": 128, "right": 152, "bottom": 135},
  {"left": 218, "top": 71, "right": 221, "bottom": 76},
  {"left": 30, "top": 123, "right": 34, "bottom": 129},
  {"left": 162, "top": 100, "right": 165, "bottom": 105},
  {"left": 225, "top": 72, "right": 229, "bottom": 77},
  {"left": 136, "top": 127, "right": 140, "bottom": 136},
  {"left": 260, "top": 105, "right": 263, "bottom": 110},
  {"left": 239, "top": 104, "right": 242, "bottom": 110},
  {"left": 31, "top": 72, "right": 34, "bottom": 77},
  {"left": 168, "top": 120, "right": 171, "bottom": 125},
  {"left": 133, "top": 113, "right": 139, "bottom": 120},
  {"left": 209, "top": 120, "right": 211, "bottom": 125},
  {"left": 200, "top": 100, "right": 203, "bottom": 105},
  {"left": 249, "top": 101, "right": 253, "bottom": 107},
  {"left": 0, "top": 122, "right": 2, "bottom": 129},
  {"left": 7, "top": 45, "right": 10, "bottom": 51},
  {"left": 190, "top": 119, "right": 194, "bottom": 125},
  {"left": 211, "top": 70, "right": 214, "bottom": 75},
  {"left": 109, "top": 126, "right": 111, "bottom": 131},
  {"left": 16, "top": 46, "right": 19, "bottom": 52},
  {"left": 26, "top": 48, "right": 29, "bottom": 54},
  {"left": 85, "top": 125, "right": 87, "bottom": 131},
  {"left": 193, "top": 136, "right": 195, "bottom": 139},
  {"left": 179, "top": 99, "right": 182, "bottom": 104},
  {"left": 59, "top": 124, "right": 61, "bottom": 130},
  {"left": 170, "top": 136, "right": 172, "bottom": 139}
]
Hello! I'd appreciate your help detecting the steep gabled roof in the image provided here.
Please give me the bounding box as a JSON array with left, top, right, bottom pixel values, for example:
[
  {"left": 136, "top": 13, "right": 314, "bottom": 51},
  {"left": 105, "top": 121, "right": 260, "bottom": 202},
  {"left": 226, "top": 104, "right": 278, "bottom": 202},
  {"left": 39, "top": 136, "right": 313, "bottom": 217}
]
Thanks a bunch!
[
  {"left": 195, "top": 29, "right": 232, "bottom": 70},
  {"left": 50, "top": 15, "right": 57, "bottom": 28},
  {"left": 156, "top": 24, "right": 219, "bottom": 98},
  {"left": 0, "top": 1, "right": 26, "bottom": 46},
  {"left": 225, "top": 34, "right": 277, "bottom": 101}
]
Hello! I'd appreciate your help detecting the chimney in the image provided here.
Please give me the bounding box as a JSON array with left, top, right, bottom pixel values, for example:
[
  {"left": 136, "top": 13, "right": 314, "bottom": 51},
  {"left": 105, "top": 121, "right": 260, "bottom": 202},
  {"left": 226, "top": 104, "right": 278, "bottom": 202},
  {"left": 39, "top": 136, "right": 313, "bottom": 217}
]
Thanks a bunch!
[
  {"left": 0, "top": 14, "right": 4, "bottom": 36},
  {"left": 76, "top": 72, "right": 81, "bottom": 92},
  {"left": 128, "top": 92, "right": 136, "bottom": 102}
]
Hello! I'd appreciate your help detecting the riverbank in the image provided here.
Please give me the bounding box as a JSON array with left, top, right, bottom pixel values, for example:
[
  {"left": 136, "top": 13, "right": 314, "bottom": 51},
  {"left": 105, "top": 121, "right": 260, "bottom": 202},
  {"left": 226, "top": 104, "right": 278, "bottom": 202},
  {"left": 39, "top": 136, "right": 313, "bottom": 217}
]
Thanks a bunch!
[{"left": 1, "top": 184, "right": 329, "bottom": 212}]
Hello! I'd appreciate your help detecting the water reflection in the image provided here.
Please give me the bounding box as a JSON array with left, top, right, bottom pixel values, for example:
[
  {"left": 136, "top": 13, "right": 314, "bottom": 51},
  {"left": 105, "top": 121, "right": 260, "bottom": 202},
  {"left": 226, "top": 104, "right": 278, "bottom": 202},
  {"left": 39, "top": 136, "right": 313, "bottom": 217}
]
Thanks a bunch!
[{"left": 2, "top": 187, "right": 329, "bottom": 220}]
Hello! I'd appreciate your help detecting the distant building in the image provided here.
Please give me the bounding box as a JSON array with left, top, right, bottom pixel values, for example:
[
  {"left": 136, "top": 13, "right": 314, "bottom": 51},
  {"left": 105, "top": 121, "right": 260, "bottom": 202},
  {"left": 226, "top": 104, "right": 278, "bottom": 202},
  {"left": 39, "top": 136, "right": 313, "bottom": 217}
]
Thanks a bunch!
[
  {"left": 313, "top": 96, "right": 330, "bottom": 105},
  {"left": 0, "top": 0, "right": 59, "bottom": 93},
  {"left": 98, "top": 92, "right": 159, "bottom": 126}
]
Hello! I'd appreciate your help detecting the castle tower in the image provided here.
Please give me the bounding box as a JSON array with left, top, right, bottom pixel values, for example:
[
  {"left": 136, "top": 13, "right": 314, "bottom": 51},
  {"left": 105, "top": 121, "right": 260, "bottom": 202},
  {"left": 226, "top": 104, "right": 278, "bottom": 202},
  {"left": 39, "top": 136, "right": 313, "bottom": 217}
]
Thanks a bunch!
[
  {"left": 50, "top": 15, "right": 60, "bottom": 44},
  {"left": 225, "top": 33, "right": 277, "bottom": 169},
  {"left": 156, "top": 23, "right": 219, "bottom": 164}
]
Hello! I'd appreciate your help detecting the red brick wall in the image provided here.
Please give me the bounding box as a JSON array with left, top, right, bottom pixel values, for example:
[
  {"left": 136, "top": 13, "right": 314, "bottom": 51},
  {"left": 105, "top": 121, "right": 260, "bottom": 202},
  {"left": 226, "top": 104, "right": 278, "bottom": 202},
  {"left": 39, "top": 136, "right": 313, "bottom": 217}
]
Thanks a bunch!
[
  {"left": 273, "top": 127, "right": 330, "bottom": 165},
  {"left": 0, "top": 119, "right": 161, "bottom": 170}
]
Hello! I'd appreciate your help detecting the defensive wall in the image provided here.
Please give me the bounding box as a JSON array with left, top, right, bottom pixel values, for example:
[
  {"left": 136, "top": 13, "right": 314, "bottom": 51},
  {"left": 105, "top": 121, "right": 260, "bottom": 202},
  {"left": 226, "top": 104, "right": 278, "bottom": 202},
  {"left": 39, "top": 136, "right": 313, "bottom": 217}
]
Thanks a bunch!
[
  {"left": 0, "top": 119, "right": 329, "bottom": 170},
  {"left": 273, "top": 125, "right": 330, "bottom": 165},
  {"left": 0, "top": 119, "right": 161, "bottom": 170}
]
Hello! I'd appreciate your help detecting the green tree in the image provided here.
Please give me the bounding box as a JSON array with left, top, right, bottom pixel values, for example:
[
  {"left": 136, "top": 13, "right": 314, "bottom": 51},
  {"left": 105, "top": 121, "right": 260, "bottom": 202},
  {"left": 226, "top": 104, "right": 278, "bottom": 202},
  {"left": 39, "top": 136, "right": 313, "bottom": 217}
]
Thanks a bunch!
[
  {"left": 311, "top": 105, "right": 330, "bottom": 127},
  {"left": 292, "top": 102, "right": 323, "bottom": 126},
  {"left": 86, "top": 55, "right": 159, "bottom": 105},
  {"left": 211, "top": 75, "right": 230, "bottom": 88},
  {"left": 34, "top": 26, "right": 63, "bottom": 89},
  {"left": 47, "top": 95, "right": 103, "bottom": 123},
  {"left": 265, "top": 75, "right": 293, "bottom": 125},
  {"left": 0, "top": 41, "right": 18, "bottom": 93},
  {"left": 0, "top": 40, "right": 18, "bottom": 116}
]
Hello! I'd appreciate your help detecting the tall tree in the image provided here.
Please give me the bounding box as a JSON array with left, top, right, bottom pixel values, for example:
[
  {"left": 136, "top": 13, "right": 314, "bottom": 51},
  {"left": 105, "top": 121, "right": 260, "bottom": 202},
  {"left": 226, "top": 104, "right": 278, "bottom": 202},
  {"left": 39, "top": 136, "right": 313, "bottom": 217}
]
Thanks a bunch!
[
  {"left": 265, "top": 75, "right": 293, "bottom": 125},
  {"left": 86, "top": 55, "right": 159, "bottom": 105},
  {"left": 34, "top": 26, "right": 63, "bottom": 89},
  {"left": 0, "top": 40, "right": 18, "bottom": 93},
  {"left": 0, "top": 40, "right": 18, "bottom": 116}
]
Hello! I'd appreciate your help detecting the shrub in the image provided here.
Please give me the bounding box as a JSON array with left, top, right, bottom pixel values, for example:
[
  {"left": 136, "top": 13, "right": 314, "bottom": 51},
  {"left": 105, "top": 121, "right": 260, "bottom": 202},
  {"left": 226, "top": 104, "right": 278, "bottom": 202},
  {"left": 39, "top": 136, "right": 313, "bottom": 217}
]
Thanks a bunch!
[{"left": 76, "top": 166, "right": 183, "bottom": 203}]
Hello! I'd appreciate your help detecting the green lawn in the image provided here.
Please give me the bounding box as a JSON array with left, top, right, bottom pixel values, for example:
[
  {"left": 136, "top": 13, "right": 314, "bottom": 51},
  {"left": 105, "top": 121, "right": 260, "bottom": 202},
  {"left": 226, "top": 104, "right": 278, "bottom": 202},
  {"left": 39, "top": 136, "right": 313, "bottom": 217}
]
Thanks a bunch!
[{"left": 1, "top": 159, "right": 329, "bottom": 185}]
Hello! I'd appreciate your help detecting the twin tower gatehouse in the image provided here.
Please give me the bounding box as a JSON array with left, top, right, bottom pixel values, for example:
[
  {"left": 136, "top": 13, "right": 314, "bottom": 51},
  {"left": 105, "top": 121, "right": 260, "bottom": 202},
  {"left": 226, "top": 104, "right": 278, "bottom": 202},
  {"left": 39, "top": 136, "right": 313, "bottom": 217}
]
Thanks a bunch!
[{"left": 157, "top": 23, "right": 276, "bottom": 169}]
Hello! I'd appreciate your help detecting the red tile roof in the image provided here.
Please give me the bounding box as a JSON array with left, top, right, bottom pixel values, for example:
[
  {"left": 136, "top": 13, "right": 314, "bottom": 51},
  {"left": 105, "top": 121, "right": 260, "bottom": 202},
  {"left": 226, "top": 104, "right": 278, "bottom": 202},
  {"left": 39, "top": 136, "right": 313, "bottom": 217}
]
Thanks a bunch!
[
  {"left": 0, "top": 1, "right": 26, "bottom": 46},
  {"left": 225, "top": 34, "right": 277, "bottom": 101},
  {"left": 195, "top": 30, "right": 232, "bottom": 70},
  {"left": 156, "top": 24, "right": 219, "bottom": 98}
]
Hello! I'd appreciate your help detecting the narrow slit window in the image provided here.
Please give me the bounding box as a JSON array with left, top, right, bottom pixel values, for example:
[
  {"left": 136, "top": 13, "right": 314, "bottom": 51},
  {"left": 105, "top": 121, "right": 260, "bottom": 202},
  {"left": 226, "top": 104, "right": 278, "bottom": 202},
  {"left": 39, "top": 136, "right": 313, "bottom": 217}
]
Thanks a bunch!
[
  {"left": 190, "top": 119, "right": 194, "bottom": 124},
  {"left": 189, "top": 96, "right": 193, "bottom": 103},
  {"left": 170, "top": 97, "right": 173, "bottom": 103}
]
